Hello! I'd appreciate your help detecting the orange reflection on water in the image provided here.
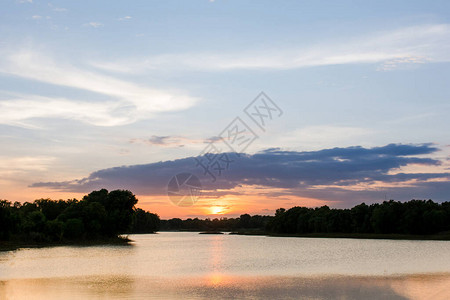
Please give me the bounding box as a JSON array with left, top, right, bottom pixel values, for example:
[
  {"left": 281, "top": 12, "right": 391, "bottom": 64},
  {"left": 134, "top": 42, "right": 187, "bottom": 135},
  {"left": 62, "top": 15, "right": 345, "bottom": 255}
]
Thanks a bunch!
[
  {"left": 204, "top": 234, "right": 230, "bottom": 288},
  {"left": 205, "top": 273, "right": 231, "bottom": 286},
  {"left": 3, "top": 274, "right": 450, "bottom": 299},
  {"left": 390, "top": 274, "right": 450, "bottom": 300},
  {"left": 209, "top": 235, "right": 224, "bottom": 271}
]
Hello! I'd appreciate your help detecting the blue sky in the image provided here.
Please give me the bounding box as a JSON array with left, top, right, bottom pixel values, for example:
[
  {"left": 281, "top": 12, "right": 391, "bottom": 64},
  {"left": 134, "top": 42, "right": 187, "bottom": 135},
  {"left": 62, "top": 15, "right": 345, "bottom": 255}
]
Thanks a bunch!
[{"left": 0, "top": 0, "right": 449, "bottom": 217}]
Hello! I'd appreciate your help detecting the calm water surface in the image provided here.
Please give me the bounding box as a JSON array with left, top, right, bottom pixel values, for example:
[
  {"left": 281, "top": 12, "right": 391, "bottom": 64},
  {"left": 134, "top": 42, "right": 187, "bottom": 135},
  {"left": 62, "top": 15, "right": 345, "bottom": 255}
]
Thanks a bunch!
[{"left": 1, "top": 232, "right": 450, "bottom": 299}]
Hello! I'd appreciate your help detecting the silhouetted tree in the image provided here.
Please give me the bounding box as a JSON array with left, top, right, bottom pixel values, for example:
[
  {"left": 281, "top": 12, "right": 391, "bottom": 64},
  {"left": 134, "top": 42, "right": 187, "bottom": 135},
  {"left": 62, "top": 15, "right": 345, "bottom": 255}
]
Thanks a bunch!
[
  {"left": 130, "top": 208, "right": 160, "bottom": 233},
  {"left": 0, "top": 189, "right": 158, "bottom": 243}
]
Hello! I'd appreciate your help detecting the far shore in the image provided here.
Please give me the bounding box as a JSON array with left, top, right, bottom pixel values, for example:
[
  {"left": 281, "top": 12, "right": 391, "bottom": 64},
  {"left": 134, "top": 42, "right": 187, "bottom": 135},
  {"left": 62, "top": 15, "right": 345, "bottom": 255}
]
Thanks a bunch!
[
  {"left": 160, "top": 229, "right": 450, "bottom": 241},
  {"left": 228, "top": 230, "right": 450, "bottom": 241},
  {"left": 3, "top": 231, "right": 450, "bottom": 252}
]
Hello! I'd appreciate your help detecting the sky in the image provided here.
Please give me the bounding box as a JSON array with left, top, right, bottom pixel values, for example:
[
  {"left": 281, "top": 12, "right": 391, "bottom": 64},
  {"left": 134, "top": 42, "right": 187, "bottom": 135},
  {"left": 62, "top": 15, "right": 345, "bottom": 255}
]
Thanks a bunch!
[{"left": 0, "top": 0, "right": 449, "bottom": 218}]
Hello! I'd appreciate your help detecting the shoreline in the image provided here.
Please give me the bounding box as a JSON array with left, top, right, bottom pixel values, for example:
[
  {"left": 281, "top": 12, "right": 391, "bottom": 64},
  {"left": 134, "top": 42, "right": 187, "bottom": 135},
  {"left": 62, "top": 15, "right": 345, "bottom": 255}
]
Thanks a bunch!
[
  {"left": 0, "top": 236, "right": 132, "bottom": 252},
  {"left": 229, "top": 231, "right": 450, "bottom": 241},
  {"left": 3, "top": 231, "right": 450, "bottom": 252},
  {"left": 159, "top": 230, "right": 450, "bottom": 241}
]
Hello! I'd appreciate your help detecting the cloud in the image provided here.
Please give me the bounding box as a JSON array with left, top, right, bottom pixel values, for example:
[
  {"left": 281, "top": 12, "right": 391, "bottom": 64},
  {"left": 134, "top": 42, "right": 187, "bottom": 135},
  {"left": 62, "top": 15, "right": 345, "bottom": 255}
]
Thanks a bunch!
[
  {"left": 85, "top": 22, "right": 103, "bottom": 28},
  {"left": 377, "top": 56, "right": 427, "bottom": 71},
  {"left": 48, "top": 3, "right": 67, "bottom": 12},
  {"left": 147, "top": 136, "right": 174, "bottom": 146},
  {"left": 31, "top": 15, "right": 51, "bottom": 21},
  {"left": 53, "top": 7, "right": 67, "bottom": 12},
  {"left": 31, "top": 144, "right": 450, "bottom": 204},
  {"left": 91, "top": 24, "right": 450, "bottom": 73},
  {"left": 131, "top": 136, "right": 188, "bottom": 147},
  {"left": 130, "top": 135, "right": 218, "bottom": 147},
  {"left": 0, "top": 156, "right": 55, "bottom": 175},
  {"left": 118, "top": 16, "right": 132, "bottom": 21},
  {"left": 0, "top": 49, "right": 199, "bottom": 127},
  {"left": 0, "top": 94, "right": 134, "bottom": 127}
]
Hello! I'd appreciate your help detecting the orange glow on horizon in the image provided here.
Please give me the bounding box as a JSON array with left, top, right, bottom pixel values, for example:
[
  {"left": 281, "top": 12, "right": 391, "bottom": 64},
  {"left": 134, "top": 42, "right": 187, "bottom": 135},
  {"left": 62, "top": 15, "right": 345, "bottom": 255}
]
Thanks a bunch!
[
  {"left": 135, "top": 191, "right": 332, "bottom": 219},
  {"left": 210, "top": 206, "right": 227, "bottom": 215},
  {"left": 2, "top": 183, "right": 336, "bottom": 219},
  {"left": 10, "top": 180, "right": 442, "bottom": 219}
]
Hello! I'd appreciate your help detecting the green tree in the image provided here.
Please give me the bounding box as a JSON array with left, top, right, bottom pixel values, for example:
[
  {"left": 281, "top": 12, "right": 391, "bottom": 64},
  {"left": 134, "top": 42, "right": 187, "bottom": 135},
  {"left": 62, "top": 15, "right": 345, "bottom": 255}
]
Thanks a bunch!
[
  {"left": 130, "top": 208, "right": 160, "bottom": 233},
  {"left": 83, "top": 189, "right": 138, "bottom": 236},
  {"left": 63, "top": 218, "right": 85, "bottom": 239},
  {"left": 0, "top": 200, "right": 14, "bottom": 240}
]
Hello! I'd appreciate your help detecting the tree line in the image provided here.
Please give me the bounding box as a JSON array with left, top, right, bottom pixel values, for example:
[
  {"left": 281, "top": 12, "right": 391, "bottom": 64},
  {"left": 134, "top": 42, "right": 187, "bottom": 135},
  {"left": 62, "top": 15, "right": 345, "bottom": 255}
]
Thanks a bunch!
[
  {"left": 2, "top": 193, "right": 449, "bottom": 244},
  {"left": 267, "top": 199, "right": 450, "bottom": 235},
  {"left": 0, "top": 189, "right": 160, "bottom": 243},
  {"left": 161, "top": 199, "right": 450, "bottom": 236},
  {"left": 160, "top": 213, "right": 272, "bottom": 232}
]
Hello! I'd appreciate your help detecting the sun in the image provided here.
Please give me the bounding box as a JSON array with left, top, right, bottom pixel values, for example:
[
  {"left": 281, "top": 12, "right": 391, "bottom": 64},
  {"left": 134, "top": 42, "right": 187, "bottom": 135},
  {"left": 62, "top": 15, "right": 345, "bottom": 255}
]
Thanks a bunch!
[{"left": 210, "top": 206, "right": 226, "bottom": 215}]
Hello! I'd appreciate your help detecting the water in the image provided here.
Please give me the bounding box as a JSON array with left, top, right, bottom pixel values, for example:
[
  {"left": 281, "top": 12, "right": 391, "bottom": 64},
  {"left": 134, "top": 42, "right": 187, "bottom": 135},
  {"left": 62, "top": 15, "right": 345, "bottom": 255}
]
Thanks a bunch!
[{"left": 1, "top": 232, "right": 450, "bottom": 299}]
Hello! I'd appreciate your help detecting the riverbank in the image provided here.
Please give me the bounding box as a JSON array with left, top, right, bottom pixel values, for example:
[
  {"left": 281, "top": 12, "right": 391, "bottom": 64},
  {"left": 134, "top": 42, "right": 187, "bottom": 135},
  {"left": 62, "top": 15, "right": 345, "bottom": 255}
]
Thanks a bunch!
[
  {"left": 161, "top": 229, "right": 450, "bottom": 240},
  {"left": 0, "top": 236, "right": 131, "bottom": 251},
  {"left": 4, "top": 230, "right": 450, "bottom": 252},
  {"left": 230, "top": 231, "right": 450, "bottom": 240}
]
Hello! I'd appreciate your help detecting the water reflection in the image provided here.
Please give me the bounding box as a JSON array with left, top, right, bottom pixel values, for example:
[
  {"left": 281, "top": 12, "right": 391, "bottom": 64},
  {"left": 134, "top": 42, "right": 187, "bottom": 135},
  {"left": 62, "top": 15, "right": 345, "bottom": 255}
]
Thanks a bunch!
[
  {"left": 2, "top": 233, "right": 450, "bottom": 279},
  {"left": 1, "top": 232, "right": 450, "bottom": 299},
  {"left": 206, "top": 273, "right": 226, "bottom": 287},
  {"left": 2, "top": 274, "right": 450, "bottom": 299},
  {"left": 208, "top": 235, "right": 224, "bottom": 273}
]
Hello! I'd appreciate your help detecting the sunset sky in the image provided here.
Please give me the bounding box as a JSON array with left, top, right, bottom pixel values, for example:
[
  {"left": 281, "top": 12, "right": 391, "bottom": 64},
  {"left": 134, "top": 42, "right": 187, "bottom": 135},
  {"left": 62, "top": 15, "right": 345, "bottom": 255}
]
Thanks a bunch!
[{"left": 1, "top": 0, "right": 449, "bottom": 218}]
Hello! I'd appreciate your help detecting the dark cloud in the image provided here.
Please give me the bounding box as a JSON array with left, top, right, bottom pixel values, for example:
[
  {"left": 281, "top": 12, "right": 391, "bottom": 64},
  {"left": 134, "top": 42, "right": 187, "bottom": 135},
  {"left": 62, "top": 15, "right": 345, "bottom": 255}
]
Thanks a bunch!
[
  {"left": 147, "top": 135, "right": 171, "bottom": 145},
  {"left": 129, "top": 135, "right": 221, "bottom": 147},
  {"left": 31, "top": 143, "right": 450, "bottom": 204},
  {"left": 130, "top": 135, "right": 186, "bottom": 147}
]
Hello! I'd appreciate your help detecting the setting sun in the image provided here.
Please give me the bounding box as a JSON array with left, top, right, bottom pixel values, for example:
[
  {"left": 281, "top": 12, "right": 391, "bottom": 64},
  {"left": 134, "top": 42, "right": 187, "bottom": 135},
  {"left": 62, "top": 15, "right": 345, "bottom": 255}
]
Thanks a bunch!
[{"left": 210, "top": 206, "right": 226, "bottom": 215}]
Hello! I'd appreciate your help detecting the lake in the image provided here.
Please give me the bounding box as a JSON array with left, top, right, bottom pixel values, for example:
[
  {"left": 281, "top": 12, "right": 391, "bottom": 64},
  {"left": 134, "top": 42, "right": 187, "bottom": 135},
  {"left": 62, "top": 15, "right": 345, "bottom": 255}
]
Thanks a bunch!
[{"left": 1, "top": 232, "right": 450, "bottom": 299}]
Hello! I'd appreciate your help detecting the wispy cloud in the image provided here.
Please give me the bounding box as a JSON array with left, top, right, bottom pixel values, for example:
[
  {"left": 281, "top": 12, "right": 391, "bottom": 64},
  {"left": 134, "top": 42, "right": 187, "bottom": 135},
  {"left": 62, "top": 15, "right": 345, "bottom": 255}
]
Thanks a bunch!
[
  {"left": 48, "top": 3, "right": 67, "bottom": 12},
  {"left": 85, "top": 22, "right": 103, "bottom": 28},
  {"left": 0, "top": 49, "right": 199, "bottom": 127},
  {"left": 31, "top": 15, "right": 51, "bottom": 21},
  {"left": 130, "top": 135, "right": 217, "bottom": 147},
  {"left": 118, "top": 16, "right": 132, "bottom": 21},
  {"left": 0, "top": 156, "right": 55, "bottom": 175},
  {"left": 377, "top": 56, "right": 427, "bottom": 71},
  {"left": 0, "top": 94, "right": 133, "bottom": 127},
  {"left": 91, "top": 24, "right": 450, "bottom": 73}
]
